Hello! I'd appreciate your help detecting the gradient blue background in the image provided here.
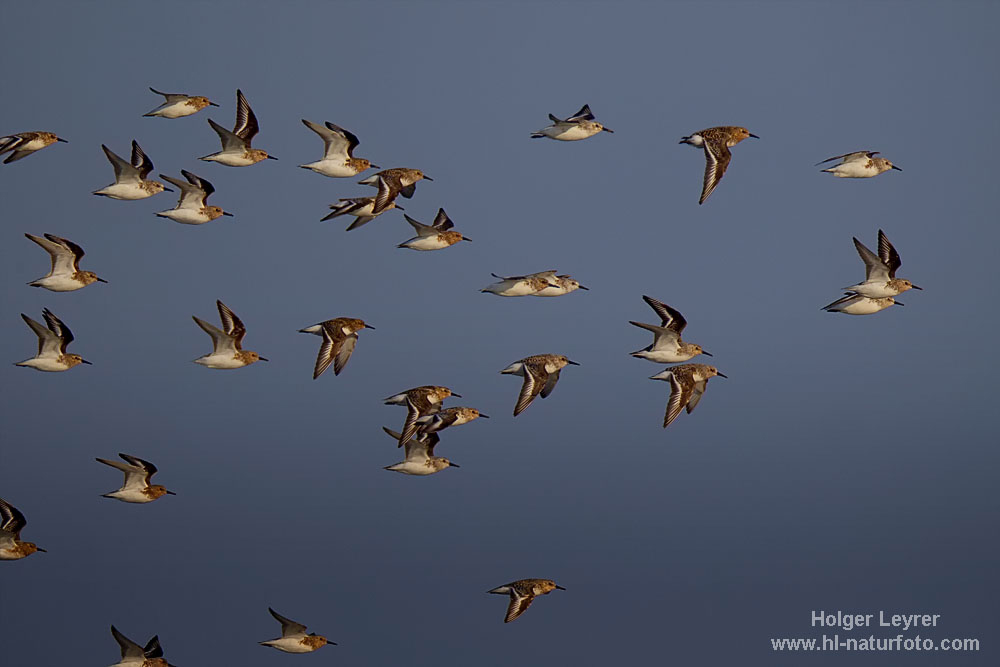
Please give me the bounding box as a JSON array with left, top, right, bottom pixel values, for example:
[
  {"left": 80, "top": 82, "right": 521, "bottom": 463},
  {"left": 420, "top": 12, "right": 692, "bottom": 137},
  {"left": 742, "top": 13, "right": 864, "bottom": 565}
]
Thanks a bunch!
[{"left": 1, "top": 1, "right": 996, "bottom": 664}]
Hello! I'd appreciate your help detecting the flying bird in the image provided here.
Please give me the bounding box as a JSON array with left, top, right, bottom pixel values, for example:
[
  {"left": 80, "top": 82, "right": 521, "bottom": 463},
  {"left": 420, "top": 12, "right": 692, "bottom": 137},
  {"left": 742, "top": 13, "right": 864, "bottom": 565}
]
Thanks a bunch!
[
  {"left": 93, "top": 141, "right": 171, "bottom": 200},
  {"left": 16, "top": 308, "right": 91, "bottom": 372},
  {"left": 24, "top": 233, "right": 106, "bottom": 291},
  {"left": 299, "top": 119, "right": 376, "bottom": 177},
  {"left": 298, "top": 317, "right": 374, "bottom": 379},
  {"left": 649, "top": 363, "right": 726, "bottom": 429},
  {"left": 192, "top": 300, "right": 267, "bottom": 369},
  {"left": 156, "top": 170, "right": 232, "bottom": 224},
  {"left": 0, "top": 497, "right": 45, "bottom": 560},
  {"left": 531, "top": 104, "right": 613, "bottom": 140},
  {"left": 200, "top": 89, "right": 276, "bottom": 166},
  {"left": 144, "top": 87, "right": 218, "bottom": 118},
  {"left": 629, "top": 295, "right": 710, "bottom": 363},
  {"left": 0, "top": 131, "right": 67, "bottom": 164},
  {"left": 500, "top": 354, "right": 579, "bottom": 416},
  {"left": 679, "top": 126, "right": 758, "bottom": 204},
  {"left": 816, "top": 150, "right": 901, "bottom": 178},
  {"left": 259, "top": 608, "right": 335, "bottom": 653},
  {"left": 96, "top": 453, "right": 175, "bottom": 503},
  {"left": 487, "top": 579, "right": 565, "bottom": 623}
]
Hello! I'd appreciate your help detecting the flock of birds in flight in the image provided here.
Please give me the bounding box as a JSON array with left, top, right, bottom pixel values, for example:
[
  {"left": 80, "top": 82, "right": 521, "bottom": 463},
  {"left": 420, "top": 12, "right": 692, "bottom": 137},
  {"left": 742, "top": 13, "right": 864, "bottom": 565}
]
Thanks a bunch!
[{"left": 2, "top": 88, "right": 921, "bottom": 650}]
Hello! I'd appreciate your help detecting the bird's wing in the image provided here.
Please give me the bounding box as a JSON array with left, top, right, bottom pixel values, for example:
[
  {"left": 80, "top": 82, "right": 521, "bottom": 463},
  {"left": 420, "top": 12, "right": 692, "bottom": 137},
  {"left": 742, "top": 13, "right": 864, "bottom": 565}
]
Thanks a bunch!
[
  {"left": 269, "top": 608, "right": 307, "bottom": 637},
  {"left": 699, "top": 139, "right": 732, "bottom": 205},
  {"left": 514, "top": 366, "right": 546, "bottom": 416},
  {"left": 216, "top": 300, "right": 247, "bottom": 348},
  {"left": 111, "top": 625, "right": 146, "bottom": 661},
  {"left": 0, "top": 497, "right": 26, "bottom": 541},
  {"left": 566, "top": 103, "right": 595, "bottom": 122},
  {"left": 42, "top": 308, "right": 74, "bottom": 353},
  {"left": 208, "top": 118, "right": 246, "bottom": 152},
  {"left": 853, "top": 237, "right": 889, "bottom": 282},
  {"left": 663, "top": 373, "right": 691, "bottom": 428},
  {"left": 642, "top": 295, "right": 686, "bottom": 331},
  {"left": 877, "top": 229, "right": 902, "bottom": 277},
  {"left": 130, "top": 141, "right": 154, "bottom": 180},
  {"left": 233, "top": 89, "right": 260, "bottom": 142},
  {"left": 403, "top": 214, "right": 436, "bottom": 237},
  {"left": 686, "top": 380, "right": 708, "bottom": 413},
  {"left": 431, "top": 208, "right": 454, "bottom": 230},
  {"left": 504, "top": 590, "right": 534, "bottom": 623},
  {"left": 192, "top": 316, "right": 236, "bottom": 355},
  {"left": 539, "top": 369, "right": 561, "bottom": 398},
  {"left": 150, "top": 87, "right": 188, "bottom": 103},
  {"left": 102, "top": 144, "right": 140, "bottom": 183}
]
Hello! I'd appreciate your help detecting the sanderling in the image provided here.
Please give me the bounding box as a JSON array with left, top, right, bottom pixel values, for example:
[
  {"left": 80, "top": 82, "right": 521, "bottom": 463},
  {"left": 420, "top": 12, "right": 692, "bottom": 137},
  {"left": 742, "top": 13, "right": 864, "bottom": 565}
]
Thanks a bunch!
[
  {"left": 843, "top": 229, "right": 921, "bottom": 298},
  {"left": 630, "top": 295, "right": 710, "bottom": 363},
  {"left": 532, "top": 103, "right": 613, "bottom": 141},
  {"left": 411, "top": 406, "right": 488, "bottom": 441},
  {"left": 501, "top": 354, "right": 578, "bottom": 417},
  {"left": 382, "top": 427, "right": 458, "bottom": 475},
  {"left": 0, "top": 497, "right": 45, "bottom": 560},
  {"left": 680, "top": 126, "right": 758, "bottom": 204},
  {"left": 384, "top": 385, "right": 460, "bottom": 447},
  {"left": 299, "top": 119, "right": 376, "bottom": 177},
  {"left": 822, "top": 293, "right": 901, "bottom": 315},
  {"left": 531, "top": 274, "right": 588, "bottom": 297},
  {"left": 487, "top": 579, "right": 565, "bottom": 623},
  {"left": 16, "top": 308, "right": 90, "bottom": 372},
  {"left": 399, "top": 208, "right": 471, "bottom": 250},
  {"left": 93, "top": 141, "right": 171, "bottom": 200},
  {"left": 650, "top": 363, "right": 726, "bottom": 429},
  {"left": 298, "top": 317, "right": 373, "bottom": 379},
  {"left": 0, "top": 131, "right": 67, "bottom": 164},
  {"left": 481, "top": 270, "right": 560, "bottom": 297},
  {"left": 358, "top": 167, "right": 432, "bottom": 210},
  {"left": 192, "top": 300, "right": 267, "bottom": 369},
  {"left": 109, "top": 625, "right": 172, "bottom": 667},
  {"left": 156, "top": 170, "right": 233, "bottom": 224},
  {"left": 816, "top": 151, "right": 901, "bottom": 178},
  {"left": 144, "top": 87, "right": 218, "bottom": 118},
  {"left": 24, "top": 233, "right": 106, "bottom": 292},
  {"left": 320, "top": 176, "right": 403, "bottom": 230},
  {"left": 259, "top": 608, "right": 335, "bottom": 653},
  {"left": 200, "top": 89, "right": 276, "bottom": 166},
  {"left": 96, "top": 453, "right": 175, "bottom": 504}
]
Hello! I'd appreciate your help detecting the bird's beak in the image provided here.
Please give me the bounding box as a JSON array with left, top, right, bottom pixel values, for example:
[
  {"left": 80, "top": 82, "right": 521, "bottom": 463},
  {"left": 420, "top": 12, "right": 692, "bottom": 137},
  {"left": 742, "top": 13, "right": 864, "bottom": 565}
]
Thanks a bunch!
[
  {"left": 449, "top": 462, "right": 460, "bottom": 468},
  {"left": 365, "top": 324, "right": 376, "bottom": 330},
  {"left": 222, "top": 211, "right": 234, "bottom": 217},
  {"left": 37, "top": 547, "right": 48, "bottom": 553},
  {"left": 555, "top": 585, "right": 566, "bottom": 590},
  {"left": 209, "top": 102, "right": 220, "bottom": 107},
  {"left": 97, "top": 277, "right": 109, "bottom": 283},
  {"left": 266, "top": 155, "right": 278, "bottom": 160},
  {"left": 748, "top": 133, "right": 760, "bottom": 139},
  {"left": 463, "top": 237, "right": 472, "bottom": 242},
  {"left": 258, "top": 356, "right": 269, "bottom": 361},
  {"left": 912, "top": 284, "right": 922, "bottom": 290},
  {"left": 894, "top": 301, "right": 905, "bottom": 306},
  {"left": 567, "top": 360, "right": 580, "bottom": 365},
  {"left": 602, "top": 127, "right": 614, "bottom": 133},
  {"left": 578, "top": 285, "right": 589, "bottom": 290},
  {"left": 891, "top": 165, "right": 902, "bottom": 171},
  {"left": 80, "top": 359, "right": 93, "bottom": 365},
  {"left": 423, "top": 176, "right": 434, "bottom": 181},
  {"left": 701, "top": 350, "right": 713, "bottom": 356},
  {"left": 480, "top": 414, "right": 490, "bottom": 419},
  {"left": 716, "top": 372, "right": 728, "bottom": 378},
  {"left": 163, "top": 187, "right": 174, "bottom": 192},
  {"left": 166, "top": 490, "right": 176, "bottom": 495},
  {"left": 57, "top": 138, "right": 68, "bottom": 143},
  {"left": 451, "top": 392, "right": 462, "bottom": 398}
]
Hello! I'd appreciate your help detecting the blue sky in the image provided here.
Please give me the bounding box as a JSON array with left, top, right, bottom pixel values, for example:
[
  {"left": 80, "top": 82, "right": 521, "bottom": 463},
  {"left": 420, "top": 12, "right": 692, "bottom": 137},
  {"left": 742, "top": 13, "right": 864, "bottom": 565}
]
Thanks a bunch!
[{"left": 1, "top": 2, "right": 997, "bottom": 665}]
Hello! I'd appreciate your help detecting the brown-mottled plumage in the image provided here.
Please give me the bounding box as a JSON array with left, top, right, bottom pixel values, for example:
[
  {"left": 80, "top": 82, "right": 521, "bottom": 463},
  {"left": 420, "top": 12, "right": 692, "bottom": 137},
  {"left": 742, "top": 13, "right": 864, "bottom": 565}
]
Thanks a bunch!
[
  {"left": 649, "top": 363, "right": 727, "bottom": 428},
  {"left": 679, "top": 126, "right": 758, "bottom": 204},
  {"left": 500, "top": 354, "right": 579, "bottom": 416},
  {"left": 192, "top": 300, "right": 268, "bottom": 369},
  {"left": 384, "top": 385, "right": 460, "bottom": 446},
  {"left": 359, "top": 167, "right": 432, "bottom": 212},
  {"left": 0, "top": 497, "right": 45, "bottom": 560},
  {"left": 25, "top": 233, "right": 106, "bottom": 291},
  {"left": 487, "top": 579, "right": 565, "bottom": 623},
  {"left": 298, "top": 317, "right": 373, "bottom": 379},
  {"left": 0, "top": 131, "right": 67, "bottom": 164},
  {"left": 259, "top": 608, "right": 335, "bottom": 653},
  {"left": 16, "top": 308, "right": 91, "bottom": 372}
]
